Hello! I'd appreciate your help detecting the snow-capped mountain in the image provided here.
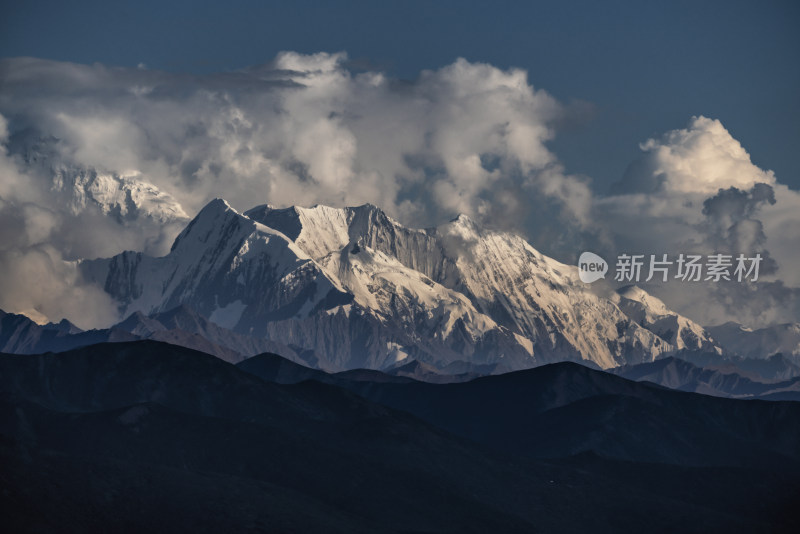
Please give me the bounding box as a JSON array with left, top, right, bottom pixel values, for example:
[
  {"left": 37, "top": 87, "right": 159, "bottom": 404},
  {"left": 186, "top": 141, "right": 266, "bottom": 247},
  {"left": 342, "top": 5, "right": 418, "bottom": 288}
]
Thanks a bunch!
[
  {"left": 80, "top": 199, "right": 674, "bottom": 371},
  {"left": 81, "top": 199, "right": 351, "bottom": 328},
  {"left": 17, "top": 135, "right": 188, "bottom": 226},
  {"left": 246, "top": 203, "right": 671, "bottom": 368},
  {"left": 52, "top": 166, "right": 188, "bottom": 224},
  {"left": 613, "top": 285, "right": 722, "bottom": 353}
]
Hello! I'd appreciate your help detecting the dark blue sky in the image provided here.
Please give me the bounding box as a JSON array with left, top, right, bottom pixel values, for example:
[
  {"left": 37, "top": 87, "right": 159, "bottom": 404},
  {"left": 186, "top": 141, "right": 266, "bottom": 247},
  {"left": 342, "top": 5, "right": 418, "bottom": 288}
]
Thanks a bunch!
[{"left": 2, "top": 0, "right": 798, "bottom": 191}]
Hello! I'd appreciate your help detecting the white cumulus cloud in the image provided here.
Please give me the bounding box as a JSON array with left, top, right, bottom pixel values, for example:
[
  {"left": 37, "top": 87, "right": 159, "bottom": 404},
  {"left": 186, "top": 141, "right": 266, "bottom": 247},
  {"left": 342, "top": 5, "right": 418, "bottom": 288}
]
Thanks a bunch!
[
  {"left": 599, "top": 116, "right": 800, "bottom": 327},
  {"left": 0, "top": 53, "right": 594, "bottom": 325},
  {"left": 1, "top": 55, "right": 798, "bottom": 329}
]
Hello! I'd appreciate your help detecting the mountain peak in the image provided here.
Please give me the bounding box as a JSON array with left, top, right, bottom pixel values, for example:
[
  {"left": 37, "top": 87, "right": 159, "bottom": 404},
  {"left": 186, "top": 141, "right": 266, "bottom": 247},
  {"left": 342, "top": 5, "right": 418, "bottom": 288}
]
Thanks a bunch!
[
  {"left": 615, "top": 285, "right": 720, "bottom": 353},
  {"left": 202, "top": 197, "right": 233, "bottom": 214},
  {"left": 444, "top": 213, "right": 482, "bottom": 236},
  {"left": 181, "top": 198, "right": 240, "bottom": 231},
  {"left": 449, "top": 213, "right": 475, "bottom": 225},
  {"left": 244, "top": 204, "right": 303, "bottom": 240},
  {"left": 170, "top": 198, "right": 247, "bottom": 253},
  {"left": 616, "top": 285, "right": 669, "bottom": 313},
  {"left": 55, "top": 318, "right": 83, "bottom": 334},
  {"left": 618, "top": 284, "right": 657, "bottom": 300},
  {"left": 81, "top": 197, "right": 734, "bottom": 371},
  {"left": 244, "top": 201, "right": 400, "bottom": 262}
]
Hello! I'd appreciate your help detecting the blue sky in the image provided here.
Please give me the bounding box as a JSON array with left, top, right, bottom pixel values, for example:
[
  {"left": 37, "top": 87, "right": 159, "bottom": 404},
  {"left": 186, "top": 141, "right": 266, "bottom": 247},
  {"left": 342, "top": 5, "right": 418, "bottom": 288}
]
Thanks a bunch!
[{"left": 2, "top": 0, "right": 798, "bottom": 191}]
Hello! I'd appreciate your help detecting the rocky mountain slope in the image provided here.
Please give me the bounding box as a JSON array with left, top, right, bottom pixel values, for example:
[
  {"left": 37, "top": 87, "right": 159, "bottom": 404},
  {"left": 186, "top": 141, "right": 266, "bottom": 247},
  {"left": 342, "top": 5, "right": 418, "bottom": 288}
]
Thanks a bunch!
[
  {"left": 613, "top": 285, "right": 721, "bottom": 352},
  {"left": 79, "top": 199, "right": 680, "bottom": 371}
]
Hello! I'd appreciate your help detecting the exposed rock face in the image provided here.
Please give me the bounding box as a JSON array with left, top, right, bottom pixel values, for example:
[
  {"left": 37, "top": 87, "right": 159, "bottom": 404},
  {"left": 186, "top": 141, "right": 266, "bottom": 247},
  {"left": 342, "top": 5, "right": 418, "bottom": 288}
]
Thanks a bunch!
[
  {"left": 614, "top": 285, "right": 721, "bottom": 352},
  {"left": 81, "top": 199, "right": 680, "bottom": 371}
]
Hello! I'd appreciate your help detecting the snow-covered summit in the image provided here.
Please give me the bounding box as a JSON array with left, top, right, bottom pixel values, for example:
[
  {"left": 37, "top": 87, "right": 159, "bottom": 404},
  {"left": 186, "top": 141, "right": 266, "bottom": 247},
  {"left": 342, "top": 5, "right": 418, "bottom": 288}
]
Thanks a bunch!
[
  {"left": 614, "top": 285, "right": 721, "bottom": 352},
  {"left": 15, "top": 136, "right": 188, "bottom": 226},
  {"left": 81, "top": 200, "right": 351, "bottom": 340},
  {"left": 81, "top": 198, "right": 689, "bottom": 371}
]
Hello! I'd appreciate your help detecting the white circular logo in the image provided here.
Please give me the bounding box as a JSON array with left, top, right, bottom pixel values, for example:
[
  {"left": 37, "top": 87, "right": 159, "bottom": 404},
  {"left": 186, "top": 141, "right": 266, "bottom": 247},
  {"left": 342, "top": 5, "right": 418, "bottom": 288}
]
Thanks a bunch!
[{"left": 578, "top": 252, "right": 608, "bottom": 283}]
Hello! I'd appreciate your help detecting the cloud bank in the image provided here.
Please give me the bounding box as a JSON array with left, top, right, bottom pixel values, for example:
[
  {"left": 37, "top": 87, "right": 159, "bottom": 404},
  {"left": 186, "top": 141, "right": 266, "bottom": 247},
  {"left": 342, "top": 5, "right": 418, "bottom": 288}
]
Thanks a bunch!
[
  {"left": 599, "top": 116, "right": 800, "bottom": 327},
  {"left": 0, "top": 53, "right": 592, "bottom": 226},
  {"left": 0, "top": 54, "right": 798, "bottom": 328}
]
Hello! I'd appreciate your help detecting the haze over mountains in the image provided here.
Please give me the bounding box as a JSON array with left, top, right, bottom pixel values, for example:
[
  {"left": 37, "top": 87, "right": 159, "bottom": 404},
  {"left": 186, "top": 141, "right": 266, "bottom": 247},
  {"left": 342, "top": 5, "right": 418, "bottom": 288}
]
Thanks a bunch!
[{"left": 611, "top": 356, "right": 800, "bottom": 401}]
